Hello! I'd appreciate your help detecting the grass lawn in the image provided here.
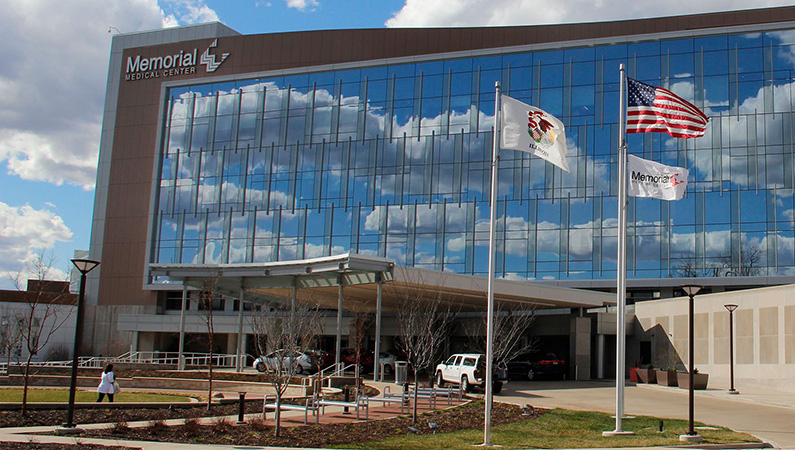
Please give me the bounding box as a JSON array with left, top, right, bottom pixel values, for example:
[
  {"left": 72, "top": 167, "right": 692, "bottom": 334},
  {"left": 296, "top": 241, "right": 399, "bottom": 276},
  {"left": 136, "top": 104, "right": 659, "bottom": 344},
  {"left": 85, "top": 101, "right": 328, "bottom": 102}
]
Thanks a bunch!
[
  {"left": 0, "top": 388, "right": 193, "bottom": 403},
  {"left": 338, "top": 408, "right": 761, "bottom": 450}
]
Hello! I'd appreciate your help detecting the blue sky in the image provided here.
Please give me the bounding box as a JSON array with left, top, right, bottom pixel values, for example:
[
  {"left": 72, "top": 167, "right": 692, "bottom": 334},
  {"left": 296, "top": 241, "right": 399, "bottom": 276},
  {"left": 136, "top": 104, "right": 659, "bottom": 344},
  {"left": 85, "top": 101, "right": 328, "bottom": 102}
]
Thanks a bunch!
[{"left": 0, "top": 0, "right": 791, "bottom": 288}]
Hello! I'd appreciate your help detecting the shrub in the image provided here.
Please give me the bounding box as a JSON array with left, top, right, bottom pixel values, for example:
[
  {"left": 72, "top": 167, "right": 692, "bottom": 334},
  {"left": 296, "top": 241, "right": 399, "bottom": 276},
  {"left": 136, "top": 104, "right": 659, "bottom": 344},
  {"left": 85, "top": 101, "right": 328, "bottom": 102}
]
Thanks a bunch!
[
  {"left": 109, "top": 421, "right": 129, "bottom": 433},
  {"left": 146, "top": 419, "right": 168, "bottom": 434},
  {"left": 182, "top": 417, "right": 201, "bottom": 433},
  {"left": 212, "top": 417, "right": 233, "bottom": 434},
  {"left": 248, "top": 416, "right": 268, "bottom": 431}
]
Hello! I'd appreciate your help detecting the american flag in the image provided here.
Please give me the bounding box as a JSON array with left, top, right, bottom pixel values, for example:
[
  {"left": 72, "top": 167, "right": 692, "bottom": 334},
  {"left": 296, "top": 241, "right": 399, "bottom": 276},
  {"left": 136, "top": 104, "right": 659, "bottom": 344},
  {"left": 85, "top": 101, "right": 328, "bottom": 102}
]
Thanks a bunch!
[{"left": 626, "top": 77, "right": 708, "bottom": 138}]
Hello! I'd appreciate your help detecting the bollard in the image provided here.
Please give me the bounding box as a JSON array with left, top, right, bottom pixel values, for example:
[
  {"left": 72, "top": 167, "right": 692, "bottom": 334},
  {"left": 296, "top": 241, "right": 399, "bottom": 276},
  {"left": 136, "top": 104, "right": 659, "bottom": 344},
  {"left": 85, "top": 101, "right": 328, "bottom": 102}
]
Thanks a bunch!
[
  {"left": 237, "top": 392, "right": 246, "bottom": 424},
  {"left": 658, "top": 420, "right": 664, "bottom": 432},
  {"left": 343, "top": 386, "right": 351, "bottom": 414}
]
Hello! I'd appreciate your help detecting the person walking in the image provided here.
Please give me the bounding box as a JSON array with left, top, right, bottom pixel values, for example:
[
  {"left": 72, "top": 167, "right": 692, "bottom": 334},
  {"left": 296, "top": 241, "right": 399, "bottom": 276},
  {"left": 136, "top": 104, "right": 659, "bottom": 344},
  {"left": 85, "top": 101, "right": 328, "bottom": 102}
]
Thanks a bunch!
[{"left": 97, "top": 364, "right": 116, "bottom": 402}]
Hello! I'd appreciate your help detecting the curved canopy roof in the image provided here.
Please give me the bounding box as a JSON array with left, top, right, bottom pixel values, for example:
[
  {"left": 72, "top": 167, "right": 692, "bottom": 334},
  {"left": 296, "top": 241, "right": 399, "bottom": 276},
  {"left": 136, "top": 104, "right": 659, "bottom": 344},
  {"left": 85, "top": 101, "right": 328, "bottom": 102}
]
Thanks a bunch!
[{"left": 149, "top": 253, "right": 614, "bottom": 313}]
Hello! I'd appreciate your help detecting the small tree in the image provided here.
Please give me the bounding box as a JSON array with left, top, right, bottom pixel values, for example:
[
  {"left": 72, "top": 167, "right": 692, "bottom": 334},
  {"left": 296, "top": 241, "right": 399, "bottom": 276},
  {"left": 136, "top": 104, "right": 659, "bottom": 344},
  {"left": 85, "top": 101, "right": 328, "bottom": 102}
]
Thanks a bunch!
[
  {"left": 463, "top": 300, "right": 538, "bottom": 369},
  {"left": 0, "top": 308, "right": 24, "bottom": 367},
  {"left": 194, "top": 276, "right": 220, "bottom": 411},
  {"left": 348, "top": 310, "right": 371, "bottom": 375},
  {"left": 251, "top": 298, "right": 323, "bottom": 437},
  {"left": 11, "top": 251, "right": 72, "bottom": 415},
  {"left": 391, "top": 271, "right": 455, "bottom": 423}
]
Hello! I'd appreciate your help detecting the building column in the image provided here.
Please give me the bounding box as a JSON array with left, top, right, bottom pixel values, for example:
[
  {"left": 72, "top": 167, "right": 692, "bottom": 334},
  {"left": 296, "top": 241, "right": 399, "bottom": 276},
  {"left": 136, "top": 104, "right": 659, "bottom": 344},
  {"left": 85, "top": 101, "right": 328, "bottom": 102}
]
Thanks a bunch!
[
  {"left": 597, "top": 333, "right": 606, "bottom": 379},
  {"left": 178, "top": 285, "right": 188, "bottom": 371},
  {"left": 336, "top": 278, "right": 343, "bottom": 366},
  {"left": 570, "top": 316, "right": 591, "bottom": 380},
  {"left": 236, "top": 288, "right": 245, "bottom": 372},
  {"left": 373, "top": 277, "right": 383, "bottom": 380}
]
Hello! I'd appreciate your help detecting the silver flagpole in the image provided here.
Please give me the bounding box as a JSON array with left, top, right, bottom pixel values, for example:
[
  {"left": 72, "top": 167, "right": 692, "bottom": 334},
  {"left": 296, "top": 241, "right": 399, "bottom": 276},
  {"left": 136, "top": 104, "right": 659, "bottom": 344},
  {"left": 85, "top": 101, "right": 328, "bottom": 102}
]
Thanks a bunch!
[
  {"left": 604, "top": 63, "right": 633, "bottom": 436},
  {"left": 483, "top": 81, "right": 501, "bottom": 446}
]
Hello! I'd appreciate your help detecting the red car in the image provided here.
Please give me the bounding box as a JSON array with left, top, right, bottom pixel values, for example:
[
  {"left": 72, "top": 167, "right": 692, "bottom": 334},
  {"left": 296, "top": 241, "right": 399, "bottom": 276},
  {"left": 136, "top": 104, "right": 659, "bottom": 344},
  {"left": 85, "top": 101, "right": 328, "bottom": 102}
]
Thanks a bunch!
[{"left": 339, "top": 348, "right": 374, "bottom": 372}]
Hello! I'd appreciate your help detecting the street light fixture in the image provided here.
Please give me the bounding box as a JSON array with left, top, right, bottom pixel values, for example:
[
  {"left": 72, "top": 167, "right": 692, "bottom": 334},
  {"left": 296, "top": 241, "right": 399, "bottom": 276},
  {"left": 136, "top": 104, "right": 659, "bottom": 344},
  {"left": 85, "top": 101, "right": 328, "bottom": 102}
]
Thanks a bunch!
[
  {"left": 680, "top": 284, "right": 702, "bottom": 443},
  {"left": 724, "top": 304, "right": 739, "bottom": 395},
  {"left": 63, "top": 258, "right": 100, "bottom": 430}
]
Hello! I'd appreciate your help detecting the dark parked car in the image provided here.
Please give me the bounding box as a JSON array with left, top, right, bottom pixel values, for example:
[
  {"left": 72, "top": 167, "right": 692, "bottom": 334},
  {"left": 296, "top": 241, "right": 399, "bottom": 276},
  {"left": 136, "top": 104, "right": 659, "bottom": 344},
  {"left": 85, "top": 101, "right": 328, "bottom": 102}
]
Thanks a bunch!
[
  {"left": 507, "top": 352, "right": 567, "bottom": 380},
  {"left": 339, "top": 348, "right": 374, "bottom": 372}
]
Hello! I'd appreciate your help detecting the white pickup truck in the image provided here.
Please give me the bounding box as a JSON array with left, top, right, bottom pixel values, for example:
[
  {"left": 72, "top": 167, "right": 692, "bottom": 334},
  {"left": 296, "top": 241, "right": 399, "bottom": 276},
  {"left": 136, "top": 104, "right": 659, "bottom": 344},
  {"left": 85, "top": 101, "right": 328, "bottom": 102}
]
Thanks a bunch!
[{"left": 434, "top": 353, "right": 505, "bottom": 394}]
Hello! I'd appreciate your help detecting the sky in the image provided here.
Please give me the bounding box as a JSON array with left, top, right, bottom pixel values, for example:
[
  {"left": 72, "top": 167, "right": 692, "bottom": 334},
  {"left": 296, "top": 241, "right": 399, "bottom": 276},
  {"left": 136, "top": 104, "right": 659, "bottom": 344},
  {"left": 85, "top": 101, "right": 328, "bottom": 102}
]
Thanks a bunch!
[{"left": 0, "top": 0, "right": 792, "bottom": 288}]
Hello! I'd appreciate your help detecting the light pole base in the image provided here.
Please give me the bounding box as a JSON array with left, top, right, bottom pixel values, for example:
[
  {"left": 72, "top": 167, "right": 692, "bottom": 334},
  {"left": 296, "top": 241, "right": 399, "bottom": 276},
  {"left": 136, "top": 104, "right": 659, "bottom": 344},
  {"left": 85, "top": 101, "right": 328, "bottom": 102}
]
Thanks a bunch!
[
  {"left": 679, "top": 434, "right": 703, "bottom": 443},
  {"left": 603, "top": 430, "right": 635, "bottom": 436},
  {"left": 55, "top": 426, "right": 85, "bottom": 435},
  {"left": 729, "top": 389, "right": 740, "bottom": 395}
]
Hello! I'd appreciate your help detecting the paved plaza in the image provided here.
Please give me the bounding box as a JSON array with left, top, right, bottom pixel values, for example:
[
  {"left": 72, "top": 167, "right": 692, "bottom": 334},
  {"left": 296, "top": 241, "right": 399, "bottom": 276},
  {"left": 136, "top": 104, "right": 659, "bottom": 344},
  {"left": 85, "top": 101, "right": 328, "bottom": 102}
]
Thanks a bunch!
[{"left": 0, "top": 379, "right": 792, "bottom": 449}]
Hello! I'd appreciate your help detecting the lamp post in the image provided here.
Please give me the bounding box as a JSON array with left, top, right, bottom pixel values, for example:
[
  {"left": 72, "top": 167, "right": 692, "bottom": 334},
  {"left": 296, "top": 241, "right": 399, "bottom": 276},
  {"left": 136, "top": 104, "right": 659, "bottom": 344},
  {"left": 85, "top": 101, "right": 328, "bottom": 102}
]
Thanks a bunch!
[
  {"left": 680, "top": 284, "right": 702, "bottom": 443},
  {"left": 63, "top": 258, "right": 100, "bottom": 430},
  {"left": 724, "top": 304, "right": 739, "bottom": 394}
]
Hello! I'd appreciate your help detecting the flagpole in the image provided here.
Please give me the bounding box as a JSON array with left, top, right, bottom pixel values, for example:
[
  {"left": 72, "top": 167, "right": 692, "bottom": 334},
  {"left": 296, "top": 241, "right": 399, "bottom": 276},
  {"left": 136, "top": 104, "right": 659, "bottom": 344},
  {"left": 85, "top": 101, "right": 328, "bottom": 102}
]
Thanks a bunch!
[
  {"left": 604, "top": 63, "right": 634, "bottom": 437},
  {"left": 483, "top": 81, "right": 500, "bottom": 446}
]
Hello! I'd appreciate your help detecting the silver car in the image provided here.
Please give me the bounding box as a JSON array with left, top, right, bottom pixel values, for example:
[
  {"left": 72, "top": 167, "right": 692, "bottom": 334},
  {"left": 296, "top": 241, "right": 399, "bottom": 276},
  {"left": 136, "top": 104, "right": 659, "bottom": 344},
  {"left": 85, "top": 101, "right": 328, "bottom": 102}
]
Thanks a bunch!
[{"left": 253, "top": 349, "right": 314, "bottom": 374}]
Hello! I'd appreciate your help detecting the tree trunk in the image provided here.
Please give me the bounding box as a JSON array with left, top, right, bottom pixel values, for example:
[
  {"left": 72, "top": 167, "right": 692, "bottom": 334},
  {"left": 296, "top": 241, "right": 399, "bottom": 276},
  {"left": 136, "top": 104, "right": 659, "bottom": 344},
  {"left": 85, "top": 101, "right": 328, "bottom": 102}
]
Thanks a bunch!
[
  {"left": 412, "top": 368, "right": 419, "bottom": 423},
  {"left": 21, "top": 354, "right": 33, "bottom": 415},
  {"left": 274, "top": 394, "right": 282, "bottom": 437}
]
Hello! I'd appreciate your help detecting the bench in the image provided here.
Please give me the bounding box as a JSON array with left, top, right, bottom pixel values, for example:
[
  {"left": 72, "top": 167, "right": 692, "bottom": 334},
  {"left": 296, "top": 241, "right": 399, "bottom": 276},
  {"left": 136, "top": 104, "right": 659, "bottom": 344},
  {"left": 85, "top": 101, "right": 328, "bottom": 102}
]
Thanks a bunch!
[
  {"left": 316, "top": 398, "right": 368, "bottom": 420},
  {"left": 360, "top": 395, "right": 409, "bottom": 413},
  {"left": 385, "top": 385, "right": 438, "bottom": 409},
  {"left": 416, "top": 386, "right": 463, "bottom": 405},
  {"left": 263, "top": 396, "right": 318, "bottom": 424}
]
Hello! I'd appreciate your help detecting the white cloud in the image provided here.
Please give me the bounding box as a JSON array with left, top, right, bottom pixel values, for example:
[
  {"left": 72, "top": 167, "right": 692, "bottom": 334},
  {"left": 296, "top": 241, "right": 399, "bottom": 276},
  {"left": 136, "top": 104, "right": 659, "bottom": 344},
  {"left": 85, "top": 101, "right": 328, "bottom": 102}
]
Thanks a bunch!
[
  {"left": 286, "top": 0, "right": 319, "bottom": 12},
  {"left": 385, "top": 0, "right": 794, "bottom": 27},
  {"left": 0, "top": 202, "right": 73, "bottom": 284},
  {"left": 0, "top": 0, "right": 219, "bottom": 189}
]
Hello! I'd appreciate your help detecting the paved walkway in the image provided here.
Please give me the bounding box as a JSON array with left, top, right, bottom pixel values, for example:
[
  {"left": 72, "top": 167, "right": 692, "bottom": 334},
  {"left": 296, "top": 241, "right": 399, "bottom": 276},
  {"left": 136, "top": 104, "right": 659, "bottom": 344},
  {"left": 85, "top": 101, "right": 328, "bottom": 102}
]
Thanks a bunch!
[
  {"left": 0, "top": 380, "right": 792, "bottom": 449},
  {"left": 498, "top": 380, "right": 795, "bottom": 450}
]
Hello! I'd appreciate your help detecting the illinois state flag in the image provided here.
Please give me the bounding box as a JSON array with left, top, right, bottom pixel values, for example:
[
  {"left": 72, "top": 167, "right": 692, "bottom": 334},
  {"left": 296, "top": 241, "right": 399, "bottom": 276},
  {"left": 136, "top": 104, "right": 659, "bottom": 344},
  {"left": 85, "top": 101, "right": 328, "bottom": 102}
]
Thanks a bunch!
[
  {"left": 627, "top": 154, "right": 689, "bottom": 201},
  {"left": 501, "top": 95, "right": 570, "bottom": 172}
]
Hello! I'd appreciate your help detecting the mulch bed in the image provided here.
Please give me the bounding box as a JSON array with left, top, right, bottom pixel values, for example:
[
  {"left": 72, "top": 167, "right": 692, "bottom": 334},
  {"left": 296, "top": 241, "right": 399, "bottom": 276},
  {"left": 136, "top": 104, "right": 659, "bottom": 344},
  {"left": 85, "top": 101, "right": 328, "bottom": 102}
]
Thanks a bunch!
[
  {"left": 0, "top": 444, "right": 139, "bottom": 450},
  {"left": 0, "top": 400, "right": 267, "bottom": 428},
  {"left": 82, "top": 401, "right": 544, "bottom": 447}
]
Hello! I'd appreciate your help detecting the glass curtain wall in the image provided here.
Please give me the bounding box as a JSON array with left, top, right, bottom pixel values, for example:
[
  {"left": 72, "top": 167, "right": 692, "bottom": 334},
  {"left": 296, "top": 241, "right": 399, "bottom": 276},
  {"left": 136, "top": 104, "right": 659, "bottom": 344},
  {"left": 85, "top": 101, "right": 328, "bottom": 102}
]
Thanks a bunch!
[{"left": 153, "top": 28, "right": 795, "bottom": 282}]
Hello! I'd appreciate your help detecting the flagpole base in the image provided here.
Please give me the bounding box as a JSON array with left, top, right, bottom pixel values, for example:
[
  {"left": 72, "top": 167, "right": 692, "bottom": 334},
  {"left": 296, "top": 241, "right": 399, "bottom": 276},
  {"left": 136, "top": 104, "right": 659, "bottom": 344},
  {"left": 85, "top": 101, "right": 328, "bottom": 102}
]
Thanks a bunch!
[
  {"left": 679, "top": 434, "right": 704, "bottom": 443},
  {"left": 603, "top": 430, "right": 635, "bottom": 436}
]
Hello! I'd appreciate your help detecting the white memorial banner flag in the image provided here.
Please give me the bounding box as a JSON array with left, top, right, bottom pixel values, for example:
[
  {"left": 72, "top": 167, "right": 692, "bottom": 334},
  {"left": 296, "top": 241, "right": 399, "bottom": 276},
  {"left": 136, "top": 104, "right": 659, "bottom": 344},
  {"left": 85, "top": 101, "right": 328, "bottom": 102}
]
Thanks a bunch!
[
  {"left": 627, "top": 154, "right": 688, "bottom": 201},
  {"left": 501, "top": 95, "right": 570, "bottom": 172}
]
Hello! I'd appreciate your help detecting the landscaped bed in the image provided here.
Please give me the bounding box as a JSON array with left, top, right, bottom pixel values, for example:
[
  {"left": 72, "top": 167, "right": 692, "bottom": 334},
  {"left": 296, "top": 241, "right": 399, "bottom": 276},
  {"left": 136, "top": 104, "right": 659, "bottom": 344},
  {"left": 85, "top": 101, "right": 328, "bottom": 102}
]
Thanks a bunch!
[
  {"left": 84, "top": 401, "right": 534, "bottom": 447},
  {"left": 57, "top": 401, "right": 760, "bottom": 449}
]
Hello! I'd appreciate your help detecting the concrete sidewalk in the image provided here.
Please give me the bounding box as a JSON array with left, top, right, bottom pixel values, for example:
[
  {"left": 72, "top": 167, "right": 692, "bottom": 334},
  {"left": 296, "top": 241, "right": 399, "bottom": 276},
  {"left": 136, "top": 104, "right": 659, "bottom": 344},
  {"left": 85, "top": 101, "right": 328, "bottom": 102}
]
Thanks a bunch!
[
  {"left": 0, "top": 379, "right": 791, "bottom": 450},
  {"left": 498, "top": 380, "right": 795, "bottom": 450}
]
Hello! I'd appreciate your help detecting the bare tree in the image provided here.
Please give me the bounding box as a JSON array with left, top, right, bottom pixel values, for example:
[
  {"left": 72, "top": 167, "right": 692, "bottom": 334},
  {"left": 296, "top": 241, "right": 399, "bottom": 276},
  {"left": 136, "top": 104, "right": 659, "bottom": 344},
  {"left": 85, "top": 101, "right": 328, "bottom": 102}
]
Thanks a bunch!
[
  {"left": 463, "top": 300, "right": 538, "bottom": 369},
  {"left": 194, "top": 276, "right": 220, "bottom": 411},
  {"left": 348, "top": 310, "right": 371, "bottom": 374},
  {"left": 0, "top": 308, "right": 24, "bottom": 368},
  {"left": 391, "top": 272, "right": 455, "bottom": 423},
  {"left": 11, "top": 251, "right": 73, "bottom": 415},
  {"left": 251, "top": 298, "right": 324, "bottom": 437}
]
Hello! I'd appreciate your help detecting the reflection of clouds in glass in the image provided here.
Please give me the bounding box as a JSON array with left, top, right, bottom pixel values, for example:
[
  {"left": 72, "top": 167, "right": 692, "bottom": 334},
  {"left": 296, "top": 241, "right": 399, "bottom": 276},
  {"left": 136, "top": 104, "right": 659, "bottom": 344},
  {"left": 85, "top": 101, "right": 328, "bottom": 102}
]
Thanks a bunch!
[
  {"left": 770, "top": 31, "right": 795, "bottom": 67},
  {"left": 447, "top": 235, "right": 466, "bottom": 252},
  {"left": 304, "top": 243, "right": 345, "bottom": 259}
]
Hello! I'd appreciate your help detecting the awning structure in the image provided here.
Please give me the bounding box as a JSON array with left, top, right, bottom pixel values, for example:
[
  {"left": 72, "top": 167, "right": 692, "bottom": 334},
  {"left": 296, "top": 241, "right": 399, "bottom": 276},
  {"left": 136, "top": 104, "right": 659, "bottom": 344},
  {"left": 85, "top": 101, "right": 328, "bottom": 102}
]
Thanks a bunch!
[
  {"left": 149, "top": 252, "right": 614, "bottom": 374},
  {"left": 149, "top": 253, "right": 614, "bottom": 311}
]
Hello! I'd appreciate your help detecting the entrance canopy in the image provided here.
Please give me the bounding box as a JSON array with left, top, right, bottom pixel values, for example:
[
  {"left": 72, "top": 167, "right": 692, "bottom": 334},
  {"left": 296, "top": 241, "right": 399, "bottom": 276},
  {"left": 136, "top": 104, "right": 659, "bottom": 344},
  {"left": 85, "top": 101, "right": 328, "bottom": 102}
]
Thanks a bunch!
[{"left": 149, "top": 253, "right": 614, "bottom": 312}]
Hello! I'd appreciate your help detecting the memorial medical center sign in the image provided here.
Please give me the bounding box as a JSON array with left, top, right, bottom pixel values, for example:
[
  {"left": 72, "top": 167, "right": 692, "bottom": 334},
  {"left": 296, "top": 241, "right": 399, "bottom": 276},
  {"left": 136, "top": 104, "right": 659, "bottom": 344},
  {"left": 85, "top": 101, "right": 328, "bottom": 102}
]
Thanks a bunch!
[{"left": 124, "top": 39, "right": 229, "bottom": 81}]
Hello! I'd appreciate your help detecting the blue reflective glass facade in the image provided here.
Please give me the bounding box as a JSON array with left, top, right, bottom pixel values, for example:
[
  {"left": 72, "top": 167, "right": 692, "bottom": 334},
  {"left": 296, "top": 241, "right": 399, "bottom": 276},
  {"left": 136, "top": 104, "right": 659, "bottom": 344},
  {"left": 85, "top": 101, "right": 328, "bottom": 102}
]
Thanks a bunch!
[{"left": 152, "top": 28, "right": 795, "bottom": 282}]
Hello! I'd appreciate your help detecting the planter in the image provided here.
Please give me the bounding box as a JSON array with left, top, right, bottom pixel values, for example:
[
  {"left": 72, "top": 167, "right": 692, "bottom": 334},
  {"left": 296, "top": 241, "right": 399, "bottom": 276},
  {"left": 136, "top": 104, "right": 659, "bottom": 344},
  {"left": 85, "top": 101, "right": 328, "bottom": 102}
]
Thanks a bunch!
[
  {"left": 629, "top": 367, "right": 638, "bottom": 382},
  {"left": 677, "top": 372, "right": 709, "bottom": 390},
  {"left": 636, "top": 368, "right": 657, "bottom": 383},
  {"left": 655, "top": 370, "right": 678, "bottom": 386}
]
